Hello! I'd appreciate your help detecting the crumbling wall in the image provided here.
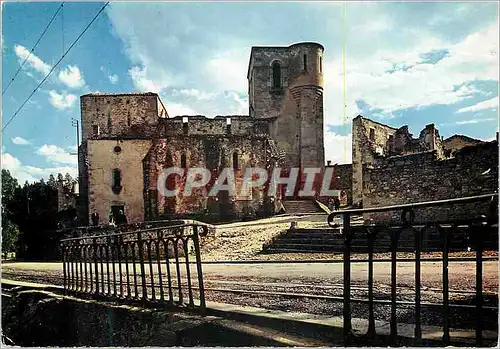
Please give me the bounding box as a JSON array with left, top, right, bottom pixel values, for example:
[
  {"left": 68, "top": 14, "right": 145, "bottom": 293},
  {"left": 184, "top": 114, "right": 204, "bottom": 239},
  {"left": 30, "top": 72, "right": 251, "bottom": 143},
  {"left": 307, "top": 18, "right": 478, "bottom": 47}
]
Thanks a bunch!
[
  {"left": 443, "top": 135, "right": 484, "bottom": 158},
  {"left": 80, "top": 93, "right": 161, "bottom": 141},
  {"left": 330, "top": 164, "right": 352, "bottom": 205},
  {"left": 363, "top": 141, "right": 499, "bottom": 223},
  {"left": 353, "top": 116, "right": 452, "bottom": 207},
  {"left": 352, "top": 116, "right": 397, "bottom": 206},
  {"left": 145, "top": 135, "right": 271, "bottom": 221},
  {"left": 158, "top": 116, "right": 269, "bottom": 137}
]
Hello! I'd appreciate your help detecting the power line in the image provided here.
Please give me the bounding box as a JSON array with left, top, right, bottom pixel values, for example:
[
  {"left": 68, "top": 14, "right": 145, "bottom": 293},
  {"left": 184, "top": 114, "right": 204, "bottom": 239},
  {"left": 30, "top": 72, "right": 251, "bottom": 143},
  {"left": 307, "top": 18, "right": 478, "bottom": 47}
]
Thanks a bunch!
[
  {"left": 342, "top": 1, "right": 347, "bottom": 163},
  {"left": 2, "top": 2, "right": 110, "bottom": 133},
  {"left": 2, "top": 2, "right": 65, "bottom": 95}
]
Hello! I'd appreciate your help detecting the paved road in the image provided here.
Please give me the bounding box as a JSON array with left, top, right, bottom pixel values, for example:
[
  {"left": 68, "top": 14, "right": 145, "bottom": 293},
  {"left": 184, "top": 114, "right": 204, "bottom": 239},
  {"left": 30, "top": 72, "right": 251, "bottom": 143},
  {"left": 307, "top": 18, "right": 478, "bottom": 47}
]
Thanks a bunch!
[{"left": 2, "top": 260, "right": 498, "bottom": 292}]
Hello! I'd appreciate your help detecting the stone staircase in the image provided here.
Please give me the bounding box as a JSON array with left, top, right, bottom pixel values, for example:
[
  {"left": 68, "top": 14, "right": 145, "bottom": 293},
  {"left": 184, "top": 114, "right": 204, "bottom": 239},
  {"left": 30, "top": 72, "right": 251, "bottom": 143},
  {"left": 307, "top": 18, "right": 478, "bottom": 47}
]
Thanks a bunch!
[
  {"left": 282, "top": 200, "right": 323, "bottom": 214},
  {"left": 262, "top": 225, "right": 497, "bottom": 254}
]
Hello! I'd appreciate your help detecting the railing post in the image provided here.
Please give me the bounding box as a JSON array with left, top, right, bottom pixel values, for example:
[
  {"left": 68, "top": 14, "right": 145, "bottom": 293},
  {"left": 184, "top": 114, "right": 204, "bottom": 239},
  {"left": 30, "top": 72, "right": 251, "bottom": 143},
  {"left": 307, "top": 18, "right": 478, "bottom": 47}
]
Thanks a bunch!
[
  {"left": 441, "top": 225, "right": 451, "bottom": 345},
  {"left": 390, "top": 228, "right": 401, "bottom": 345},
  {"left": 93, "top": 238, "right": 99, "bottom": 295},
  {"left": 62, "top": 244, "right": 67, "bottom": 293},
  {"left": 367, "top": 228, "right": 377, "bottom": 340},
  {"left": 147, "top": 239, "right": 156, "bottom": 301},
  {"left": 414, "top": 225, "right": 424, "bottom": 345},
  {"left": 475, "top": 223, "right": 484, "bottom": 347},
  {"left": 192, "top": 226, "right": 206, "bottom": 314},
  {"left": 342, "top": 212, "right": 352, "bottom": 346},
  {"left": 137, "top": 231, "right": 148, "bottom": 300},
  {"left": 156, "top": 230, "right": 164, "bottom": 301}
]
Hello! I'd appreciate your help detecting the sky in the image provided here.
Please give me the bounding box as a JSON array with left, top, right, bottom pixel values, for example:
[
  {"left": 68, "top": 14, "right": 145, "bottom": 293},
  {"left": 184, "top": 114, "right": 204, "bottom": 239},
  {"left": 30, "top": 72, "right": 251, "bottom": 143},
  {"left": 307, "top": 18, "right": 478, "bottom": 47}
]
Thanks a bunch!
[{"left": 1, "top": 1, "right": 499, "bottom": 184}]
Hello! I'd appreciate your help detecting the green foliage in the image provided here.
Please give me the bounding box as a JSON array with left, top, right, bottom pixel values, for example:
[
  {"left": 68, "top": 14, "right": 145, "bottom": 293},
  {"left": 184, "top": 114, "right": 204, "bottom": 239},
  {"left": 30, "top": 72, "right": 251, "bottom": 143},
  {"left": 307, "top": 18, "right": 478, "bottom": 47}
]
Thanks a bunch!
[
  {"left": 2, "top": 170, "right": 20, "bottom": 253},
  {"left": 2, "top": 219, "right": 19, "bottom": 253},
  {"left": 2, "top": 170, "right": 75, "bottom": 260}
]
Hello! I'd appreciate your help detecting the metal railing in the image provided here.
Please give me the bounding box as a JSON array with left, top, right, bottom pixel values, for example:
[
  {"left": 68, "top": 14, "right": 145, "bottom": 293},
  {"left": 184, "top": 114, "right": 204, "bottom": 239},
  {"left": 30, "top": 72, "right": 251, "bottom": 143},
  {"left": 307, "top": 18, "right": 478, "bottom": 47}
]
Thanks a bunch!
[
  {"left": 60, "top": 223, "right": 209, "bottom": 313},
  {"left": 327, "top": 193, "right": 498, "bottom": 346}
]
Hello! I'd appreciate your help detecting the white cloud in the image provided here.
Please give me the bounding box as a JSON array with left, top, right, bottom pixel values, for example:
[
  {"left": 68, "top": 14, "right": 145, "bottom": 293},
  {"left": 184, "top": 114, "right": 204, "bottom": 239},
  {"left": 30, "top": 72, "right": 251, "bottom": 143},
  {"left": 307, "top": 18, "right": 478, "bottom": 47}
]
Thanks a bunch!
[
  {"left": 129, "top": 66, "right": 165, "bottom": 92},
  {"left": 11, "top": 136, "right": 31, "bottom": 145},
  {"left": 163, "top": 102, "right": 199, "bottom": 116},
  {"left": 1, "top": 151, "right": 77, "bottom": 184},
  {"left": 172, "top": 88, "right": 217, "bottom": 101},
  {"left": 58, "top": 65, "right": 85, "bottom": 89},
  {"left": 37, "top": 144, "right": 78, "bottom": 165},
  {"left": 323, "top": 23, "right": 498, "bottom": 125},
  {"left": 108, "top": 74, "right": 119, "bottom": 84},
  {"left": 48, "top": 90, "right": 77, "bottom": 110},
  {"left": 13, "top": 44, "right": 51, "bottom": 76},
  {"left": 324, "top": 131, "right": 352, "bottom": 165},
  {"left": 203, "top": 48, "right": 248, "bottom": 92},
  {"left": 457, "top": 96, "right": 499, "bottom": 113},
  {"left": 455, "top": 118, "right": 496, "bottom": 125}
]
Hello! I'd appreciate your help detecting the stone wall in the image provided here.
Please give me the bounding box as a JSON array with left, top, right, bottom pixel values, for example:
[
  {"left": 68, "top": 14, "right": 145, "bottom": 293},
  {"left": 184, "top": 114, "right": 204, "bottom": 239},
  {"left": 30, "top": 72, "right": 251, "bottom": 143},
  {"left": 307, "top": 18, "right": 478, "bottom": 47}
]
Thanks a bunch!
[
  {"left": 158, "top": 115, "right": 269, "bottom": 137},
  {"left": 144, "top": 135, "right": 273, "bottom": 221},
  {"left": 352, "top": 116, "right": 398, "bottom": 206},
  {"left": 326, "top": 164, "right": 352, "bottom": 205},
  {"left": 353, "top": 116, "right": 452, "bottom": 207},
  {"left": 250, "top": 42, "right": 325, "bottom": 169},
  {"left": 363, "top": 141, "right": 499, "bottom": 223},
  {"left": 443, "top": 135, "right": 484, "bottom": 157},
  {"left": 86, "top": 139, "right": 152, "bottom": 224},
  {"left": 80, "top": 93, "right": 162, "bottom": 141}
]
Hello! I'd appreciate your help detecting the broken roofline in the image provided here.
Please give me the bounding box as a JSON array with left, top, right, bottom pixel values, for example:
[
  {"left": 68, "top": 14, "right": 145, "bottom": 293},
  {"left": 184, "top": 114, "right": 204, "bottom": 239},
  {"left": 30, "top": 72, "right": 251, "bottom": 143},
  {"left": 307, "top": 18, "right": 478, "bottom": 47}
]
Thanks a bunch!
[{"left": 156, "top": 167, "right": 344, "bottom": 198}]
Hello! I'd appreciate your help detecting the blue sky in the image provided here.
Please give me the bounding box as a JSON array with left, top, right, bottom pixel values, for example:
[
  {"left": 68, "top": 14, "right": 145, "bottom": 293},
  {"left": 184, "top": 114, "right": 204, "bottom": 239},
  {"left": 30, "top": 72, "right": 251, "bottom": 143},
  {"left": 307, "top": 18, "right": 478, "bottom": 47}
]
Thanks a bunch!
[{"left": 2, "top": 1, "right": 499, "bottom": 183}]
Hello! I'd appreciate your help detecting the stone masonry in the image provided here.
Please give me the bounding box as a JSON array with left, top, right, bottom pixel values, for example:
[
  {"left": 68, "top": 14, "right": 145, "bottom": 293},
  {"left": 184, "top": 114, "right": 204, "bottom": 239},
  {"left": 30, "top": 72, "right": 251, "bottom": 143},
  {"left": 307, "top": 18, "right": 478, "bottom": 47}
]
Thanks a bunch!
[
  {"left": 363, "top": 141, "right": 498, "bottom": 222},
  {"left": 352, "top": 115, "right": 447, "bottom": 207},
  {"left": 78, "top": 42, "right": 328, "bottom": 224}
]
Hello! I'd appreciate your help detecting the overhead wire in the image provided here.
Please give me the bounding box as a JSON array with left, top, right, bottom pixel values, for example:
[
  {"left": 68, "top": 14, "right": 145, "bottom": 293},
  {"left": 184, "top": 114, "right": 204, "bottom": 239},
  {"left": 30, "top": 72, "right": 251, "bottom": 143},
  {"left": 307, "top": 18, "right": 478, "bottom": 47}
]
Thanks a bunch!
[
  {"left": 342, "top": 1, "right": 347, "bottom": 163},
  {"left": 2, "top": 2, "right": 65, "bottom": 95},
  {"left": 2, "top": 2, "right": 110, "bottom": 133}
]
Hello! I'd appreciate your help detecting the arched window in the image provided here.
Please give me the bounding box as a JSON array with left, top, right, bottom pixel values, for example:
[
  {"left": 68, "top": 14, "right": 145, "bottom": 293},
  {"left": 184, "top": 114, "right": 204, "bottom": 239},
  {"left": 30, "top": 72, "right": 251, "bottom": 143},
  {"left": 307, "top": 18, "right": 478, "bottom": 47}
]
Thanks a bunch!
[
  {"left": 272, "top": 62, "right": 281, "bottom": 89},
  {"left": 181, "top": 153, "right": 187, "bottom": 169},
  {"left": 233, "top": 151, "right": 239, "bottom": 170}
]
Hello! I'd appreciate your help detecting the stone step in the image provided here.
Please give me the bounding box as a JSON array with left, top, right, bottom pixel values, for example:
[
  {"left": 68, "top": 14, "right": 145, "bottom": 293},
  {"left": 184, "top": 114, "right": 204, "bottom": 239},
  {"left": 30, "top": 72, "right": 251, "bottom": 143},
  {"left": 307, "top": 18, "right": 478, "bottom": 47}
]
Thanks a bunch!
[{"left": 283, "top": 200, "right": 323, "bottom": 214}]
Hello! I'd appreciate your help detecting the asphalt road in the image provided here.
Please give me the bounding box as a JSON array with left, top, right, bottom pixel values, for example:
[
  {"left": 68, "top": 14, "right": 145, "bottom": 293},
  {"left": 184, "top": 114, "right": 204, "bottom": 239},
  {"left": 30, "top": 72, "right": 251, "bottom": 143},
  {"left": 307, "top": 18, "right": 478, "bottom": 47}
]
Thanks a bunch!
[{"left": 2, "top": 260, "right": 498, "bottom": 292}]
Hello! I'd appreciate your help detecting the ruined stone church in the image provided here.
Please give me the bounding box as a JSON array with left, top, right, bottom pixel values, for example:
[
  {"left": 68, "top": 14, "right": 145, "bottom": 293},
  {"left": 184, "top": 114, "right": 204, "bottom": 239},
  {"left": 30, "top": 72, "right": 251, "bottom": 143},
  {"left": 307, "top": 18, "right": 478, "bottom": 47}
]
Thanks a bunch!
[{"left": 78, "top": 42, "right": 327, "bottom": 224}]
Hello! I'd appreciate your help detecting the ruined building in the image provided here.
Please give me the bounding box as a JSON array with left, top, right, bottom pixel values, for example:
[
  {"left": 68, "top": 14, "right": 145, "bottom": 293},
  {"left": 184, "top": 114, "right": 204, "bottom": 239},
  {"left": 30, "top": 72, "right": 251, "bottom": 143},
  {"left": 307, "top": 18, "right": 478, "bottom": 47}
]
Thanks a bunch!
[
  {"left": 351, "top": 115, "right": 498, "bottom": 222},
  {"left": 78, "top": 42, "right": 326, "bottom": 224}
]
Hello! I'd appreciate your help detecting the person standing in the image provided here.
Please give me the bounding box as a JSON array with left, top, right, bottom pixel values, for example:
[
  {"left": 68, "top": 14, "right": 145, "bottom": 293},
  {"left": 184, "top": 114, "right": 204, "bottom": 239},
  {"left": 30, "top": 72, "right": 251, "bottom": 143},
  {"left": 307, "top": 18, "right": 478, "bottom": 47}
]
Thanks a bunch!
[
  {"left": 108, "top": 211, "right": 115, "bottom": 226},
  {"left": 91, "top": 212, "right": 100, "bottom": 226},
  {"left": 333, "top": 196, "right": 341, "bottom": 211}
]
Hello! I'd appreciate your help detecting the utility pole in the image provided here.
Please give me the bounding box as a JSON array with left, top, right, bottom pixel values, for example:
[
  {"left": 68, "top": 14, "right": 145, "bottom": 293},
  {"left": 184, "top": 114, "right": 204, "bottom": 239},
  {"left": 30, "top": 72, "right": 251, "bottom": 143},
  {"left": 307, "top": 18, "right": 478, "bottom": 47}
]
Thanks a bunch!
[{"left": 70, "top": 118, "right": 79, "bottom": 156}]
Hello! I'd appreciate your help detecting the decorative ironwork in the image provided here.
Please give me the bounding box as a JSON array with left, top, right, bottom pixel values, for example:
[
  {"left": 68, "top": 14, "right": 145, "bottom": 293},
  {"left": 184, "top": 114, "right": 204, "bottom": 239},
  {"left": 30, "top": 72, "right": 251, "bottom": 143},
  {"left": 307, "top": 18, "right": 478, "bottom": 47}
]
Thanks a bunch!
[
  {"left": 60, "top": 223, "right": 208, "bottom": 313},
  {"left": 327, "top": 193, "right": 498, "bottom": 346}
]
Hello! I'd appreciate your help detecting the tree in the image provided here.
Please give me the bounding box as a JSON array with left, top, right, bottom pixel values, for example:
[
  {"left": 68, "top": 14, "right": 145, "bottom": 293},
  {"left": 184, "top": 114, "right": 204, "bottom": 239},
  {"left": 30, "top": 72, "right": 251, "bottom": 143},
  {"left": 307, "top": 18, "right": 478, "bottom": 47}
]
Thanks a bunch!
[
  {"left": 1, "top": 170, "right": 20, "bottom": 254},
  {"left": 63, "top": 173, "right": 76, "bottom": 193},
  {"left": 47, "top": 174, "right": 57, "bottom": 189}
]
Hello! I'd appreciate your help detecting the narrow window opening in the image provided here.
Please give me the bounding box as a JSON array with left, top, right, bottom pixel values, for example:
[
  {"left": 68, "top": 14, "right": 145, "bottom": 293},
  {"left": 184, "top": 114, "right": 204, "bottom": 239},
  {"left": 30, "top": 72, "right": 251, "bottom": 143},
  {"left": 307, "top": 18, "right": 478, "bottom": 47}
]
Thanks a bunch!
[
  {"left": 182, "top": 117, "right": 188, "bottom": 135},
  {"left": 127, "top": 112, "right": 131, "bottom": 126},
  {"left": 388, "top": 135, "right": 394, "bottom": 151},
  {"left": 319, "top": 56, "right": 322, "bottom": 73},
  {"left": 272, "top": 62, "right": 281, "bottom": 88},
  {"left": 107, "top": 110, "right": 112, "bottom": 130},
  {"left": 303, "top": 54, "right": 307, "bottom": 71},
  {"left": 112, "top": 169, "right": 122, "bottom": 194},
  {"left": 369, "top": 128, "right": 375, "bottom": 141},
  {"left": 226, "top": 118, "right": 232, "bottom": 134},
  {"left": 181, "top": 153, "right": 187, "bottom": 169},
  {"left": 233, "top": 152, "right": 239, "bottom": 171},
  {"left": 92, "top": 124, "right": 100, "bottom": 136}
]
